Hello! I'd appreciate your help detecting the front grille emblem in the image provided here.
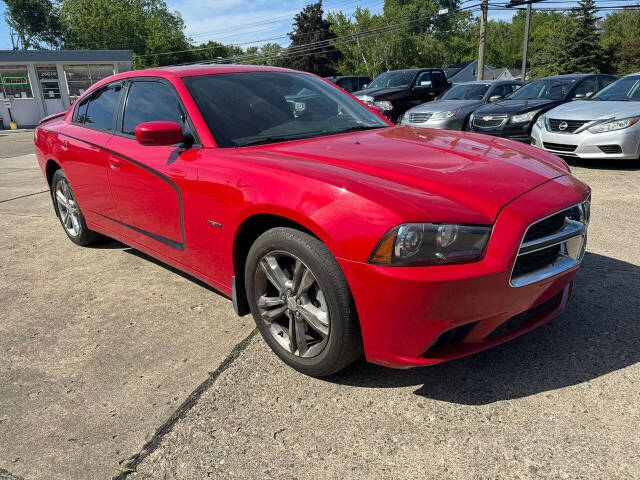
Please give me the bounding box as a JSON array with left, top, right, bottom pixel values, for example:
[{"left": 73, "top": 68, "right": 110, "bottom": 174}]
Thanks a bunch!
[
  {"left": 558, "top": 121, "right": 568, "bottom": 131},
  {"left": 483, "top": 116, "right": 492, "bottom": 121}
]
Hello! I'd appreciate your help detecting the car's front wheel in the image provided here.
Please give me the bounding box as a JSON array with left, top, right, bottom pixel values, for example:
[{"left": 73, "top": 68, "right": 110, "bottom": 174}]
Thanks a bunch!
[
  {"left": 245, "top": 227, "right": 363, "bottom": 377},
  {"left": 51, "top": 169, "right": 98, "bottom": 246}
]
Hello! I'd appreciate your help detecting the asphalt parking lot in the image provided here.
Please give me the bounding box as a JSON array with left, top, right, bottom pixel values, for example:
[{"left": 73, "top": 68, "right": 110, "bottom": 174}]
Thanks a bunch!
[{"left": 1, "top": 131, "right": 638, "bottom": 480}]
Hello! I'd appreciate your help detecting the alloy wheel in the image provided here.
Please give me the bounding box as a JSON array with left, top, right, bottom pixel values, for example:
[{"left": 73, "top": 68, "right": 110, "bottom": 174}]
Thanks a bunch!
[
  {"left": 55, "top": 179, "right": 81, "bottom": 237},
  {"left": 254, "top": 251, "right": 330, "bottom": 358}
]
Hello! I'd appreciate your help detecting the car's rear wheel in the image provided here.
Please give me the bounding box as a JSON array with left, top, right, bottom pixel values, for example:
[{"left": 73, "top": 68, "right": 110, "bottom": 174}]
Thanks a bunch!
[
  {"left": 52, "top": 169, "right": 98, "bottom": 246},
  {"left": 245, "top": 227, "right": 363, "bottom": 376}
]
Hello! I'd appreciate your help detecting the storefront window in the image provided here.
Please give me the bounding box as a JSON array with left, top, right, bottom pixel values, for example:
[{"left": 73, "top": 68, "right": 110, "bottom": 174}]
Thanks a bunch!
[
  {"left": 64, "top": 64, "right": 115, "bottom": 101},
  {"left": 0, "top": 65, "right": 33, "bottom": 99},
  {"left": 37, "top": 66, "right": 61, "bottom": 99}
]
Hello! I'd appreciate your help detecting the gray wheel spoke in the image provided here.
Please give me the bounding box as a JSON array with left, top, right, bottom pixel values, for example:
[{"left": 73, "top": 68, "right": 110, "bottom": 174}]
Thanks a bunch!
[
  {"left": 296, "top": 268, "right": 315, "bottom": 296},
  {"left": 64, "top": 211, "right": 73, "bottom": 228},
  {"left": 261, "top": 305, "right": 287, "bottom": 322},
  {"left": 298, "top": 303, "right": 329, "bottom": 337},
  {"left": 294, "top": 316, "right": 308, "bottom": 355},
  {"left": 56, "top": 190, "right": 67, "bottom": 207},
  {"left": 260, "top": 256, "right": 290, "bottom": 293},
  {"left": 291, "top": 259, "right": 304, "bottom": 294},
  {"left": 258, "top": 295, "right": 285, "bottom": 308}
]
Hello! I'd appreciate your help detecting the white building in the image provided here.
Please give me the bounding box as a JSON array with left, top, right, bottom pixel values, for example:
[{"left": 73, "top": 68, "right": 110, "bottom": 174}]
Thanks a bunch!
[{"left": 0, "top": 50, "right": 131, "bottom": 129}]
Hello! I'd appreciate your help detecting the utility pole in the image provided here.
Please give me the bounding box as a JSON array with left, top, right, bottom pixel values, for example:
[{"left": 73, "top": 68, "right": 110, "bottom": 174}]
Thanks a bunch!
[
  {"left": 521, "top": 1, "right": 532, "bottom": 81},
  {"left": 477, "top": 0, "right": 489, "bottom": 80},
  {"left": 507, "top": 0, "right": 544, "bottom": 82}
]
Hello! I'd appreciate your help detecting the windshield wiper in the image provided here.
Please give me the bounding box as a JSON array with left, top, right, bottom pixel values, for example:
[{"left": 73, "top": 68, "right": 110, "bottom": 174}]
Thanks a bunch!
[
  {"left": 238, "top": 134, "right": 311, "bottom": 147},
  {"left": 333, "top": 125, "right": 385, "bottom": 134}
]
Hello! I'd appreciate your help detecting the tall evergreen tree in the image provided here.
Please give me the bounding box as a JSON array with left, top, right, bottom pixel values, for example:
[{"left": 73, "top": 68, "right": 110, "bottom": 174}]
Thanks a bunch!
[
  {"left": 285, "top": 1, "right": 341, "bottom": 75},
  {"left": 567, "top": 0, "right": 602, "bottom": 73}
]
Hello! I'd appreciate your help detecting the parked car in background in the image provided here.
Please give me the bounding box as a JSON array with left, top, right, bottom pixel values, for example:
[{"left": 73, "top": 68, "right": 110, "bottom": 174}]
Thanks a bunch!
[
  {"left": 35, "top": 65, "right": 589, "bottom": 377},
  {"left": 531, "top": 72, "right": 640, "bottom": 160},
  {"left": 353, "top": 68, "right": 451, "bottom": 123},
  {"left": 470, "top": 74, "right": 617, "bottom": 142},
  {"left": 400, "top": 80, "right": 523, "bottom": 130},
  {"left": 325, "top": 75, "right": 371, "bottom": 93}
]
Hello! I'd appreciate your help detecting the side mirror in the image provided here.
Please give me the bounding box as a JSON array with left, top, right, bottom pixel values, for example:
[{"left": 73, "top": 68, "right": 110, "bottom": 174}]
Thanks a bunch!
[
  {"left": 417, "top": 80, "right": 432, "bottom": 88},
  {"left": 488, "top": 95, "right": 503, "bottom": 103},
  {"left": 362, "top": 84, "right": 368, "bottom": 89},
  {"left": 573, "top": 93, "right": 587, "bottom": 100},
  {"left": 135, "top": 121, "right": 185, "bottom": 146}
]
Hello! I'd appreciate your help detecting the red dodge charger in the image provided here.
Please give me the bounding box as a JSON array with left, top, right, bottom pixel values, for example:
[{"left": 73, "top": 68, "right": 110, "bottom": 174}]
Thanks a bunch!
[{"left": 35, "top": 65, "right": 590, "bottom": 376}]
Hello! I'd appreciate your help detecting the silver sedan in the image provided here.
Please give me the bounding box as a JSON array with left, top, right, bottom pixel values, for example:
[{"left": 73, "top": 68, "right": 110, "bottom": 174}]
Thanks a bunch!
[{"left": 400, "top": 80, "right": 523, "bottom": 130}]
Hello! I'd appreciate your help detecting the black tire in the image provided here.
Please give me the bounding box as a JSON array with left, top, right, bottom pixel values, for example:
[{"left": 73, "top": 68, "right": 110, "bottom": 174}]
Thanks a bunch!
[
  {"left": 462, "top": 116, "right": 471, "bottom": 131},
  {"left": 51, "top": 169, "right": 98, "bottom": 246},
  {"left": 245, "top": 227, "right": 363, "bottom": 377}
]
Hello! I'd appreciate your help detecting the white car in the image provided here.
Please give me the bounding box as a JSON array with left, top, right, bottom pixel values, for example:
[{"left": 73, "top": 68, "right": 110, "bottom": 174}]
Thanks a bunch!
[{"left": 531, "top": 73, "right": 640, "bottom": 161}]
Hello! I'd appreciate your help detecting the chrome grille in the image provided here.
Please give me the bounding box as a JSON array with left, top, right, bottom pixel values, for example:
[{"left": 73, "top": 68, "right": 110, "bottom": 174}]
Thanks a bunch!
[
  {"left": 548, "top": 119, "right": 589, "bottom": 133},
  {"left": 409, "top": 112, "right": 432, "bottom": 123},
  {"left": 511, "top": 202, "right": 589, "bottom": 287},
  {"left": 473, "top": 114, "right": 507, "bottom": 128}
]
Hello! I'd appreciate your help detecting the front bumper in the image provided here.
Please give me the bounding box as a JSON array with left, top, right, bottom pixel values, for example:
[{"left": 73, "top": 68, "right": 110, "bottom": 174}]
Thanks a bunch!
[
  {"left": 531, "top": 123, "right": 640, "bottom": 160},
  {"left": 470, "top": 117, "right": 532, "bottom": 142},
  {"left": 338, "top": 175, "right": 589, "bottom": 368}
]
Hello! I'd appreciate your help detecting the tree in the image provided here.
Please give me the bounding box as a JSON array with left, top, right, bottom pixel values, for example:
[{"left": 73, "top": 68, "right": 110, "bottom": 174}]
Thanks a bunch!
[
  {"left": 2, "top": 0, "right": 62, "bottom": 49},
  {"left": 567, "top": 0, "right": 602, "bottom": 73},
  {"left": 529, "top": 14, "right": 576, "bottom": 78},
  {"left": 285, "top": 1, "right": 340, "bottom": 75},
  {"left": 600, "top": 9, "right": 640, "bottom": 75},
  {"left": 59, "top": 0, "right": 191, "bottom": 68}
]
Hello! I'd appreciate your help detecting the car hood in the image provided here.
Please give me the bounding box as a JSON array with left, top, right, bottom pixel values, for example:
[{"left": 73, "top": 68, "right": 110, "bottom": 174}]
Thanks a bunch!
[
  {"left": 545, "top": 100, "right": 640, "bottom": 120},
  {"left": 408, "top": 99, "right": 482, "bottom": 113},
  {"left": 237, "top": 126, "right": 569, "bottom": 224},
  {"left": 476, "top": 98, "right": 557, "bottom": 115},
  {"left": 352, "top": 87, "right": 406, "bottom": 99}
]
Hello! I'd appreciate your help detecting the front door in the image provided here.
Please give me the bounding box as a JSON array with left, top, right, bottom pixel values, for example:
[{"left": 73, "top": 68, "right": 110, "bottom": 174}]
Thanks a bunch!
[
  {"left": 37, "top": 66, "right": 64, "bottom": 116},
  {"left": 106, "top": 79, "right": 198, "bottom": 260}
]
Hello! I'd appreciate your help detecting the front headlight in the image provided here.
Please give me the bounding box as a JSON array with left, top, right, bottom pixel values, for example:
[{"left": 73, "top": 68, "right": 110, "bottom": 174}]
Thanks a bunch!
[
  {"left": 432, "top": 109, "right": 459, "bottom": 120},
  {"left": 510, "top": 110, "right": 540, "bottom": 124},
  {"left": 369, "top": 223, "right": 492, "bottom": 266},
  {"left": 535, "top": 114, "right": 546, "bottom": 130},
  {"left": 374, "top": 100, "right": 393, "bottom": 111},
  {"left": 587, "top": 116, "right": 640, "bottom": 134}
]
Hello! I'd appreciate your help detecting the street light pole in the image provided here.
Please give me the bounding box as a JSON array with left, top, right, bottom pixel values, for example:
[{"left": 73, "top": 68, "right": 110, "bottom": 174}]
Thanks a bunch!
[
  {"left": 521, "top": 1, "right": 532, "bottom": 81},
  {"left": 477, "top": 0, "right": 489, "bottom": 80}
]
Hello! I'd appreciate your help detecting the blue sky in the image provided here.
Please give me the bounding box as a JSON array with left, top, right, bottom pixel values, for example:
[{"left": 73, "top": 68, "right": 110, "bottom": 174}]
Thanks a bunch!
[{"left": 0, "top": 0, "right": 625, "bottom": 51}]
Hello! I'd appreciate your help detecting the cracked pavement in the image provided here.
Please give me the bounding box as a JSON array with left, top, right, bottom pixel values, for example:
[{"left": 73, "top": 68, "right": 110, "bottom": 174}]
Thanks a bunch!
[{"left": 1, "top": 132, "right": 638, "bottom": 479}]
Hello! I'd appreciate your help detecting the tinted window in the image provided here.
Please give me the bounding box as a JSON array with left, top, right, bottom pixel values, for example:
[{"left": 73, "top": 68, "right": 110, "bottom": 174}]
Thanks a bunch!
[
  {"left": 74, "top": 97, "right": 89, "bottom": 124},
  {"left": 368, "top": 71, "right": 415, "bottom": 89},
  {"left": 184, "top": 72, "right": 387, "bottom": 148},
  {"left": 574, "top": 77, "right": 598, "bottom": 97},
  {"left": 123, "top": 81, "right": 185, "bottom": 136},
  {"left": 337, "top": 77, "right": 358, "bottom": 92},
  {"left": 591, "top": 76, "right": 640, "bottom": 101},
  {"left": 507, "top": 83, "right": 522, "bottom": 94},
  {"left": 442, "top": 83, "right": 490, "bottom": 100},
  {"left": 490, "top": 84, "right": 508, "bottom": 99},
  {"left": 510, "top": 78, "right": 577, "bottom": 101},
  {"left": 432, "top": 72, "right": 447, "bottom": 87},
  {"left": 84, "top": 86, "right": 121, "bottom": 130},
  {"left": 599, "top": 76, "right": 616, "bottom": 89}
]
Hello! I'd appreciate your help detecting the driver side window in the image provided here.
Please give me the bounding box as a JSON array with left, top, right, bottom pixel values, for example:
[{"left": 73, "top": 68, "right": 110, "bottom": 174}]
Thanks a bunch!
[
  {"left": 574, "top": 77, "right": 597, "bottom": 98},
  {"left": 122, "top": 81, "right": 187, "bottom": 136}
]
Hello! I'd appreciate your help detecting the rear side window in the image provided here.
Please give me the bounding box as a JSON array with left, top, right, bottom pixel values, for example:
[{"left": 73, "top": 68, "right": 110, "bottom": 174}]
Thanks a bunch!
[
  {"left": 122, "top": 81, "right": 185, "bottom": 136},
  {"left": 83, "top": 86, "right": 121, "bottom": 131}
]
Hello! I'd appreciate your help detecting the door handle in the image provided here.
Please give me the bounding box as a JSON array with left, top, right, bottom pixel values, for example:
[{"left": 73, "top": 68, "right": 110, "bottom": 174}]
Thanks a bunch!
[
  {"left": 60, "top": 140, "right": 68, "bottom": 151},
  {"left": 108, "top": 156, "right": 121, "bottom": 170}
]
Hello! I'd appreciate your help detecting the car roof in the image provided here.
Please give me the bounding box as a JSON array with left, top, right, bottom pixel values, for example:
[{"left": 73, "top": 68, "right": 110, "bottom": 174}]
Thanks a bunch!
[
  {"left": 537, "top": 73, "right": 593, "bottom": 81},
  {"left": 382, "top": 68, "right": 443, "bottom": 74},
  {"left": 456, "top": 80, "right": 520, "bottom": 85}
]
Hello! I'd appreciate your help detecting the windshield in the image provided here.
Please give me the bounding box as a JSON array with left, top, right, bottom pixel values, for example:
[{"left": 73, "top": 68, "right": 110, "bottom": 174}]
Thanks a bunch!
[
  {"left": 591, "top": 76, "right": 640, "bottom": 101},
  {"left": 367, "top": 71, "right": 415, "bottom": 89},
  {"left": 510, "top": 78, "right": 577, "bottom": 101},
  {"left": 441, "top": 83, "right": 491, "bottom": 100},
  {"left": 184, "top": 72, "right": 388, "bottom": 147}
]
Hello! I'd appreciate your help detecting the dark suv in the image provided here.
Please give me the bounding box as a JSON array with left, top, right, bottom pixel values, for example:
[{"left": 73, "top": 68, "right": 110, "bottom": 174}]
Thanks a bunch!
[
  {"left": 352, "top": 68, "right": 451, "bottom": 123},
  {"left": 325, "top": 76, "right": 371, "bottom": 93}
]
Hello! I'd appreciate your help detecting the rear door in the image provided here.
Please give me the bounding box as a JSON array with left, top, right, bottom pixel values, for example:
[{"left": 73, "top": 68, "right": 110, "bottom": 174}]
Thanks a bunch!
[
  {"left": 59, "top": 82, "right": 123, "bottom": 226},
  {"left": 105, "top": 78, "right": 200, "bottom": 259}
]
